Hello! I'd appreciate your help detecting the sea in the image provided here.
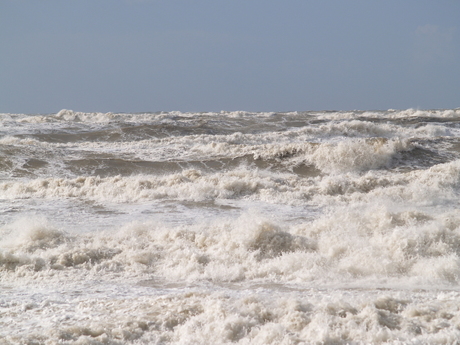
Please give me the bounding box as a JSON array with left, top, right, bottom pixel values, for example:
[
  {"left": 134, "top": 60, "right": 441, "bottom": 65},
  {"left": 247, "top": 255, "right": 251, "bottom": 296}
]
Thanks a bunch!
[{"left": 2, "top": 108, "right": 460, "bottom": 344}]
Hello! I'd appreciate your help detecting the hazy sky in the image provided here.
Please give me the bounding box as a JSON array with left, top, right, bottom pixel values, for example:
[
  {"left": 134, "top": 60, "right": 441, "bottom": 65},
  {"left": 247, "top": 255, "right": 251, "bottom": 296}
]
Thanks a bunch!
[{"left": 1, "top": 1, "right": 459, "bottom": 113}]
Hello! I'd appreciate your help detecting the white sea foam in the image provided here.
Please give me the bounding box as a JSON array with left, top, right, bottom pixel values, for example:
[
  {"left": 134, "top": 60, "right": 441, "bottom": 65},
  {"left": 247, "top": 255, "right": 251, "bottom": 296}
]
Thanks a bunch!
[
  {"left": 2, "top": 208, "right": 460, "bottom": 343},
  {"left": 2, "top": 200, "right": 460, "bottom": 285},
  {"left": 2, "top": 109, "right": 460, "bottom": 344},
  {"left": 2, "top": 157, "right": 459, "bottom": 209}
]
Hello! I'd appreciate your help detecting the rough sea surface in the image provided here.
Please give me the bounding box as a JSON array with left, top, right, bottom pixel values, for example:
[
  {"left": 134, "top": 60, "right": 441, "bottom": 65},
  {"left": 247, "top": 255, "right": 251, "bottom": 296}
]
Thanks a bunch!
[{"left": 2, "top": 108, "right": 460, "bottom": 344}]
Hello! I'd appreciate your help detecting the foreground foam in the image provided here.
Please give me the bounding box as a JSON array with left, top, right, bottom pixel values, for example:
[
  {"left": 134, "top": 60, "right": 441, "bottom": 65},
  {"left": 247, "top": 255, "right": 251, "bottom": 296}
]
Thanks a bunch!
[{"left": 1, "top": 280, "right": 460, "bottom": 344}]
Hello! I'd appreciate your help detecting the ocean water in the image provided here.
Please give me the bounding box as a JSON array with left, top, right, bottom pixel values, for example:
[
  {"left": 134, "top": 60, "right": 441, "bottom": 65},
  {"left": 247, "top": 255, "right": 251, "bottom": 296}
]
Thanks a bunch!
[{"left": 2, "top": 108, "right": 460, "bottom": 344}]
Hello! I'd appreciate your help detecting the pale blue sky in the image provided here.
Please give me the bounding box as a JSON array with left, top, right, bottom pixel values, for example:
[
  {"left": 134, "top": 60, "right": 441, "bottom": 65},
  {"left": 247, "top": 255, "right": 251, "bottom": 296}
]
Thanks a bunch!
[{"left": 1, "top": 0, "right": 459, "bottom": 113}]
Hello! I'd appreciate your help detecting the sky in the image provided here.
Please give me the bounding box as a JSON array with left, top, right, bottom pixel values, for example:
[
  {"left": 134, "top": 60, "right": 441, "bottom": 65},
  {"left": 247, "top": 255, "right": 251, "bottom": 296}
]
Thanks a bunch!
[{"left": 1, "top": 0, "right": 459, "bottom": 113}]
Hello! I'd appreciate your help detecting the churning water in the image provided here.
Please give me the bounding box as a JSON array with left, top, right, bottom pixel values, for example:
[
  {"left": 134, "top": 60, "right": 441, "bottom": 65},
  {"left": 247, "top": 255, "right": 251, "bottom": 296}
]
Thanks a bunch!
[{"left": 2, "top": 108, "right": 460, "bottom": 344}]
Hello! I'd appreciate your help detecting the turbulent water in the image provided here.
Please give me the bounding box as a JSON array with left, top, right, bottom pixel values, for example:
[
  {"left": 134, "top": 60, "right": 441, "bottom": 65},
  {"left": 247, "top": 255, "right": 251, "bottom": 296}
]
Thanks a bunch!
[{"left": 2, "top": 108, "right": 460, "bottom": 344}]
